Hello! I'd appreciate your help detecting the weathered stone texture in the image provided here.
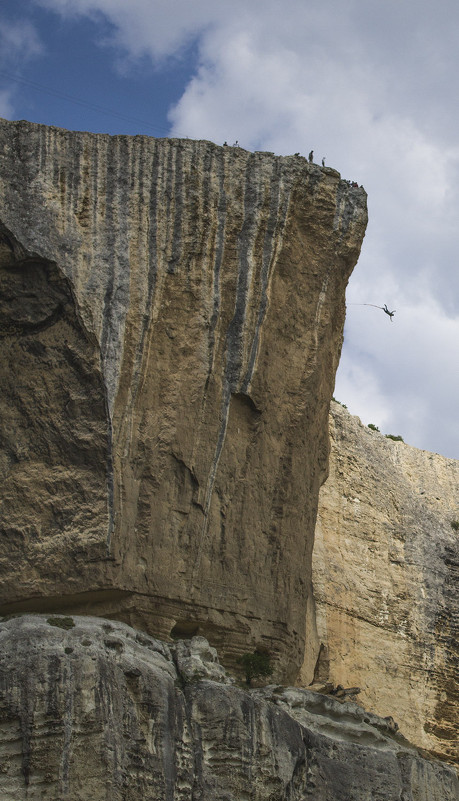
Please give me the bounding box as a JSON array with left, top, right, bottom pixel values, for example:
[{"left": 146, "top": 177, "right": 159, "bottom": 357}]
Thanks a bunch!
[
  {"left": 0, "top": 616, "right": 457, "bottom": 800},
  {"left": 303, "top": 401, "right": 459, "bottom": 764},
  {"left": 0, "top": 119, "right": 367, "bottom": 681}
]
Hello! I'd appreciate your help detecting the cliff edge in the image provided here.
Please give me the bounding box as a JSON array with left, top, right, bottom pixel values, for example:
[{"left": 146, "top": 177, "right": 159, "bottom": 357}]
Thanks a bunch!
[{"left": 0, "top": 119, "right": 367, "bottom": 682}]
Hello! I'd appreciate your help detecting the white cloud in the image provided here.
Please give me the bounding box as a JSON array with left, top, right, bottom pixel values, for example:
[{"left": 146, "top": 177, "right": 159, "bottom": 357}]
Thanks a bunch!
[
  {"left": 0, "top": 19, "right": 43, "bottom": 119},
  {"left": 333, "top": 361, "right": 392, "bottom": 432},
  {"left": 35, "top": 0, "right": 223, "bottom": 61},
  {"left": 0, "top": 19, "right": 43, "bottom": 64},
  {"left": 336, "top": 299, "right": 459, "bottom": 457},
  {"left": 0, "top": 89, "right": 14, "bottom": 120}
]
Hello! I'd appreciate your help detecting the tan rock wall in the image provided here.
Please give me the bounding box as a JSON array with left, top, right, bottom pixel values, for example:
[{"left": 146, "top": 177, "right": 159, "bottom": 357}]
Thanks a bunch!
[
  {"left": 0, "top": 120, "right": 367, "bottom": 681},
  {"left": 303, "top": 402, "right": 459, "bottom": 764}
]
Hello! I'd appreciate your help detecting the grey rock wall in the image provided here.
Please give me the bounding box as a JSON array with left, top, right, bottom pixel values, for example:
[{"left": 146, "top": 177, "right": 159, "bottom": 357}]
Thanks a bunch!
[{"left": 0, "top": 616, "right": 457, "bottom": 801}]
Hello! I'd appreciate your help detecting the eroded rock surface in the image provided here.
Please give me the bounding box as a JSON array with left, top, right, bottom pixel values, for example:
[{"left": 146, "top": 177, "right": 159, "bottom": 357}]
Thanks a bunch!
[
  {"left": 0, "top": 119, "right": 367, "bottom": 681},
  {"left": 0, "top": 616, "right": 457, "bottom": 800},
  {"left": 303, "top": 402, "right": 459, "bottom": 764}
]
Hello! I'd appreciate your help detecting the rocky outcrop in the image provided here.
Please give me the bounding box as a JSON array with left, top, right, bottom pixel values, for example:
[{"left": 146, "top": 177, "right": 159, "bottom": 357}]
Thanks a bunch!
[
  {"left": 1, "top": 119, "right": 458, "bottom": 795},
  {"left": 302, "top": 401, "right": 459, "bottom": 764},
  {"left": 0, "top": 615, "right": 457, "bottom": 800},
  {"left": 0, "top": 119, "right": 367, "bottom": 681}
]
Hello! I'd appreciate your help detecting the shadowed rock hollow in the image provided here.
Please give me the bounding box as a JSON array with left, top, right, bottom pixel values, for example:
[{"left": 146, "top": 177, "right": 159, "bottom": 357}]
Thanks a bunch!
[{"left": 0, "top": 119, "right": 367, "bottom": 682}]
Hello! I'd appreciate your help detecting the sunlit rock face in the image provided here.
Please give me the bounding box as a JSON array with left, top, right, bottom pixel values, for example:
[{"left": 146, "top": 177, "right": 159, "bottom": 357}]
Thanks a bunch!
[
  {"left": 0, "top": 616, "right": 457, "bottom": 801},
  {"left": 303, "top": 402, "right": 459, "bottom": 764},
  {"left": 0, "top": 119, "right": 367, "bottom": 682}
]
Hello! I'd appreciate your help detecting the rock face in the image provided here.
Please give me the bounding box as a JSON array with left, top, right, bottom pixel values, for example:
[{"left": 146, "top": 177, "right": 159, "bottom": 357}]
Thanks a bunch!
[
  {"left": 0, "top": 119, "right": 367, "bottom": 681},
  {"left": 302, "top": 402, "right": 459, "bottom": 764},
  {"left": 1, "top": 615, "right": 457, "bottom": 800}
]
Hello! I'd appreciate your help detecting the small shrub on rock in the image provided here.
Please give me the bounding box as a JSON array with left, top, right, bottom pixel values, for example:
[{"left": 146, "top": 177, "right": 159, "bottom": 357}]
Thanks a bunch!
[
  {"left": 47, "top": 616, "right": 75, "bottom": 630},
  {"left": 332, "top": 397, "right": 347, "bottom": 409},
  {"left": 238, "top": 651, "right": 273, "bottom": 686}
]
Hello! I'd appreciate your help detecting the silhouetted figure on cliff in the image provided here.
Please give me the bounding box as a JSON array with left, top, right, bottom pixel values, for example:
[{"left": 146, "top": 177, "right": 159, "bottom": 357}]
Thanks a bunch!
[{"left": 308, "top": 150, "right": 314, "bottom": 163}]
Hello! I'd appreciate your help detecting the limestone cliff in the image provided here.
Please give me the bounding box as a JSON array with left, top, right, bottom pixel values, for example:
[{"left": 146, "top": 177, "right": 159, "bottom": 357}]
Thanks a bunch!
[
  {"left": 0, "top": 616, "right": 457, "bottom": 800},
  {"left": 303, "top": 402, "right": 459, "bottom": 765},
  {"left": 0, "top": 118, "right": 367, "bottom": 682}
]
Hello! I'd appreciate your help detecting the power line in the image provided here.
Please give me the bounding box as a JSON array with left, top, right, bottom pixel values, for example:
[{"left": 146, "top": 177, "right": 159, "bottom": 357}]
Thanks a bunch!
[{"left": 0, "top": 68, "right": 183, "bottom": 138}]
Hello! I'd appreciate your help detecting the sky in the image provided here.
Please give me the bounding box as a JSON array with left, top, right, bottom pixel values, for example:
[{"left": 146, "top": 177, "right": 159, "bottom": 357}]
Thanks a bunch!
[{"left": 1, "top": 0, "right": 459, "bottom": 459}]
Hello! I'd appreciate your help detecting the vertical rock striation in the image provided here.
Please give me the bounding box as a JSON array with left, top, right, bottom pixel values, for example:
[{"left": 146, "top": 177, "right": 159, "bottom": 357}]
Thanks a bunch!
[
  {"left": 0, "top": 119, "right": 367, "bottom": 681},
  {"left": 304, "top": 402, "right": 459, "bottom": 764}
]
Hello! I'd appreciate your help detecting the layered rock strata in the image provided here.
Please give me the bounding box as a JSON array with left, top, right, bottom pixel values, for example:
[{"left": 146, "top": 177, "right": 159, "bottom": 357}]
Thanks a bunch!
[
  {"left": 302, "top": 401, "right": 459, "bottom": 764},
  {"left": 0, "top": 615, "right": 457, "bottom": 800},
  {"left": 0, "top": 119, "right": 367, "bottom": 681}
]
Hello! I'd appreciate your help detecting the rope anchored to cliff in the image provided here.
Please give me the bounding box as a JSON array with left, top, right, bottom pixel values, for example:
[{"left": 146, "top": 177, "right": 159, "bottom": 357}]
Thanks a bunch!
[{"left": 348, "top": 303, "right": 396, "bottom": 322}]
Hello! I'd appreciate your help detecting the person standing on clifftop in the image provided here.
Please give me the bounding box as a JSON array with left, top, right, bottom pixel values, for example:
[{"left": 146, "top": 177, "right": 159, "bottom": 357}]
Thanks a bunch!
[{"left": 308, "top": 150, "right": 314, "bottom": 162}]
